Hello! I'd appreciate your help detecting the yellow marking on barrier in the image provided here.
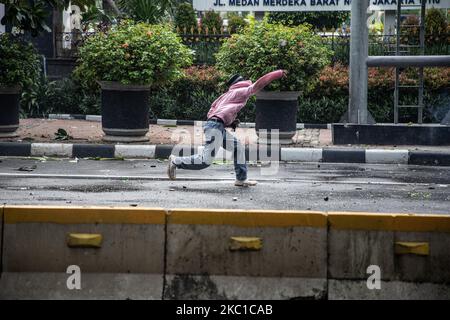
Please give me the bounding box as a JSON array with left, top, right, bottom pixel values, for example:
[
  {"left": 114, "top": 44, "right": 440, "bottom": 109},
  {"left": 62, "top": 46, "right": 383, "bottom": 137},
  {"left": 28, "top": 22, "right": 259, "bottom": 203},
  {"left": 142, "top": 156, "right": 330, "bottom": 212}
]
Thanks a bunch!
[
  {"left": 3, "top": 206, "right": 450, "bottom": 232},
  {"left": 394, "top": 214, "right": 450, "bottom": 233},
  {"left": 229, "top": 237, "right": 262, "bottom": 251},
  {"left": 395, "top": 242, "right": 429, "bottom": 256},
  {"left": 328, "top": 212, "right": 450, "bottom": 232},
  {"left": 4, "top": 206, "right": 166, "bottom": 225},
  {"left": 328, "top": 212, "right": 395, "bottom": 231},
  {"left": 168, "top": 209, "right": 327, "bottom": 228},
  {"left": 67, "top": 233, "right": 103, "bottom": 248}
]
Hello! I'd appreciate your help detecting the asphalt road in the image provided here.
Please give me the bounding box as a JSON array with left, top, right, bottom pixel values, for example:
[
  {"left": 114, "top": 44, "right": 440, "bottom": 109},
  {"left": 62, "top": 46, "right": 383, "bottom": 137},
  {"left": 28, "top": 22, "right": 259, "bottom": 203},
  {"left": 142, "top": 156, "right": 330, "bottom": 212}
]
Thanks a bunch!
[{"left": 0, "top": 157, "right": 449, "bottom": 214}]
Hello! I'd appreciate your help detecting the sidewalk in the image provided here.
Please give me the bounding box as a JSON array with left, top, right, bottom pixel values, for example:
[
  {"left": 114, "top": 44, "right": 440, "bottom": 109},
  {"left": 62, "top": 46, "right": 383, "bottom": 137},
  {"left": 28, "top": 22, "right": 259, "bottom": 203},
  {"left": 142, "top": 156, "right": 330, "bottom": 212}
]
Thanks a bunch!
[
  {"left": 12, "top": 118, "right": 328, "bottom": 148},
  {"left": 1, "top": 119, "right": 450, "bottom": 166},
  {"left": 7, "top": 118, "right": 450, "bottom": 152}
]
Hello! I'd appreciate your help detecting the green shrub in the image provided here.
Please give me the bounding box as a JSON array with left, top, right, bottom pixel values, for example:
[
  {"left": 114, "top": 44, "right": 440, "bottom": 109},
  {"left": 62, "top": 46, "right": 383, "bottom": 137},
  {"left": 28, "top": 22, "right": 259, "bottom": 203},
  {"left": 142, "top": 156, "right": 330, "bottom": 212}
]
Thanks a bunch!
[
  {"left": 42, "top": 64, "right": 449, "bottom": 125},
  {"left": 426, "top": 8, "right": 448, "bottom": 43},
  {"left": 201, "top": 11, "right": 223, "bottom": 33},
  {"left": 117, "top": 0, "right": 174, "bottom": 24},
  {"left": 0, "top": 33, "right": 41, "bottom": 88},
  {"left": 401, "top": 9, "right": 449, "bottom": 47},
  {"left": 20, "top": 77, "right": 100, "bottom": 118},
  {"left": 216, "top": 19, "right": 332, "bottom": 93},
  {"left": 74, "top": 20, "right": 193, "bottom": 89},
  {"left": 227, "top": 13, "right": 247, "bottom": 34},
  {"left": 175, "top": 2, "right": 198, "bottom": 33},
  {"left": 268, "top": 11, "right": 349, "bottom": 30},
  {"left": 149, "top": 66, "right": 222, "bottom": 120}
]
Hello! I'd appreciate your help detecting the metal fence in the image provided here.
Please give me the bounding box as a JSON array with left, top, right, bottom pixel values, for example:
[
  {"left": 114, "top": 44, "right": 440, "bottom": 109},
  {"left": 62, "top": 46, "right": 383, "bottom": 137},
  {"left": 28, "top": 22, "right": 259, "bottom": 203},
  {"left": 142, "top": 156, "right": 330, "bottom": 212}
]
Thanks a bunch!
[
  {"left": 55, "top": 31, "right": 94, "bottom": 58},
  {"left": 181, "top": 32, "right": 449, "bottom": 65},
  {"left": 55, "top": 31, "right": 449, "bottom": 65}
]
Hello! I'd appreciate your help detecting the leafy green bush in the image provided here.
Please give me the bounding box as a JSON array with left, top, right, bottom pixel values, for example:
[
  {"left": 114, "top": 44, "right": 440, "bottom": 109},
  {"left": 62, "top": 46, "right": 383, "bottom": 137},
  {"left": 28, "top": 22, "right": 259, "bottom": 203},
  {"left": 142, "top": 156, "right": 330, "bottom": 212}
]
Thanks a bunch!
[
  {"left": 149, "top": 66, "right": 223, "bottom": 119},
  {"left": 201, "top": 11, "right": 223, "bottom": 33},
  {"left": 268, "top": 11, "right": 349, "bottom": 30},
  {"left": 117, "top": 0, "right": 175, "bottom": 24},
  {"left": 39, "top": 64, "right": 449, "bottom": 125},
  {"left": 401, "top": 9, "right": 449, "bottom": 47},
  {"left": 0, "top": 33, "right": 41, "bottom": 88},
  {"left": 175, "top": 2, "right": 198, "bottom": 33},
  {"left": 216, "top": 19, "right": 332, "bottom": 92},
  {"left": 74, "top": 20, "right": 193, "bottom": 89},
  {"left": 227, "top": 13, "right": 247, "bottom": 34},
  {"left": 426, "top": 8, "right": 448, "bottom": 44},
  {"left": 20, "top": 77, "right": 100, "bottom": 118},
  {"left": 148, "top": 65, "right": 449, "bottom": 124}
]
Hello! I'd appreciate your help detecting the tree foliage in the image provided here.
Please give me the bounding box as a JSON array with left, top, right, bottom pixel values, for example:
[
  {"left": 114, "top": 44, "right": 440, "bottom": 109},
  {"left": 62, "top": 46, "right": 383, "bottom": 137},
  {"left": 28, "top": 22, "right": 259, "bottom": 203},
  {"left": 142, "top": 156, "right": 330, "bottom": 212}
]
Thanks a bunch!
[{"left": 0, "top": 0, "right": 95, "bottom": 36}]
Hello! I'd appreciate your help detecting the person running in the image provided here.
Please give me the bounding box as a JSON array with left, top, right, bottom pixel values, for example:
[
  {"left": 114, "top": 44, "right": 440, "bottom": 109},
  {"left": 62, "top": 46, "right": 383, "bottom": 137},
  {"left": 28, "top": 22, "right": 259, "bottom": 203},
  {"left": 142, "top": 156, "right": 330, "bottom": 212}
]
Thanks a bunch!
[{"left": 167, "top": 69, "right": 287, "bottom": 187}]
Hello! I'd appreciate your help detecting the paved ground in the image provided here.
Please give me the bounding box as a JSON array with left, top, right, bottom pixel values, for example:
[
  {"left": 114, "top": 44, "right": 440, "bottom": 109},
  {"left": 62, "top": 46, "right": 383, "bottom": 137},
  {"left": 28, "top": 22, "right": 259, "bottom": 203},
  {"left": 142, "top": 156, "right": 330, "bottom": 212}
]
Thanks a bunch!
[
  {"left": 1, "top": 157, "right": 449, "bottom": 213},
  {"left": 6, "top": 119, "right": 450, "bottom": 152},
  {"left": 10, "top": 119, "right": 325, "bottom": 147}
]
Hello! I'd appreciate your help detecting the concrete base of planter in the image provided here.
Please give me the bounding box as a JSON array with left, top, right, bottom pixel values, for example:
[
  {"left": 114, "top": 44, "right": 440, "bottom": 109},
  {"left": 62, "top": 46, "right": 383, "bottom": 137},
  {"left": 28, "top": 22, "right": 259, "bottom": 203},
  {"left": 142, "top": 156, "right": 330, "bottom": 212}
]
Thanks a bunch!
[
  {"left": 255, "top": 91, "right": 299, "bottom": 146},
  {"left": 102, "top": 135, "right": 149, "bottom": 143},
  {"left": 333, "top": 123, "right": 450, "bottom": 146},
  {"left": 258, "top": 137, "right": 295, "bottom": 145},
  {"left": 0, "top": 132, "right": 19, "bottom": 139}
]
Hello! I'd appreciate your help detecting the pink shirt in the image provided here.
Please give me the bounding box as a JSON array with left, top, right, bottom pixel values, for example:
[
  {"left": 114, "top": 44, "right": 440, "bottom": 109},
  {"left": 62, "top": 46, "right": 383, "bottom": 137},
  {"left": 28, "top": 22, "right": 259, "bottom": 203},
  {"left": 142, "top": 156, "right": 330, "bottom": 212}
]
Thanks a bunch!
[{"left": 207, "top": 70, "right": 284, "bottom": 126}]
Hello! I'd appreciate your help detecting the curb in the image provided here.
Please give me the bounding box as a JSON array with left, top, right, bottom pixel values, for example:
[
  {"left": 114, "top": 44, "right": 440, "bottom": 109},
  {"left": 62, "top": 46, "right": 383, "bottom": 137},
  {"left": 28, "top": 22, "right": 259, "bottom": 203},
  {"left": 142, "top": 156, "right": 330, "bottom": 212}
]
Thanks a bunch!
[
  {"left": 1, "top": 142, "right": 450, "bottom": 166},
  {"left": 47, "top": 114, "right": 332, "bottom": 130}
]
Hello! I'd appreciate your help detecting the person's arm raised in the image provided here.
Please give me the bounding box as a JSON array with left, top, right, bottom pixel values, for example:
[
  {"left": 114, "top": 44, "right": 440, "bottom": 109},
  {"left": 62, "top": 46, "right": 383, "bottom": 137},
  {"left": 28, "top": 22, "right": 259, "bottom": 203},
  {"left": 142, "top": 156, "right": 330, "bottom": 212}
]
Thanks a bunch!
[{"left": 248, "top": 70, "right": 287, "bottom": 95}]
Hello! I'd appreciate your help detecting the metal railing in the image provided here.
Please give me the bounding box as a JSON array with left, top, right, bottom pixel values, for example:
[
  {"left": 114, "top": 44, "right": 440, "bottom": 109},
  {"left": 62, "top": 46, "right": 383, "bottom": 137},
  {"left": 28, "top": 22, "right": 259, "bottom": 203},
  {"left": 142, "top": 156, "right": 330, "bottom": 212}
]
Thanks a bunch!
[
  {"left": 55, "top": 31, "right": 94, "bottom": 58},
  {"left": 54, "top": 31, "right": 449, "bottom": 65}
]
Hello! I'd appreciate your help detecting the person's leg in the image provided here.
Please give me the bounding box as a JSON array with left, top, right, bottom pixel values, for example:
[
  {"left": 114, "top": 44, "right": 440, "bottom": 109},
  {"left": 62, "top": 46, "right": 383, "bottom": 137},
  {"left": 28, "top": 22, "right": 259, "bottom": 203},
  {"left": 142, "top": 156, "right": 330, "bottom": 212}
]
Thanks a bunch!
[
  {"left": 172, "top": 122, "right": 224, "bottom": 170},
  {"left": 222, "top": 129, "right": 248, "bottom": 182}
]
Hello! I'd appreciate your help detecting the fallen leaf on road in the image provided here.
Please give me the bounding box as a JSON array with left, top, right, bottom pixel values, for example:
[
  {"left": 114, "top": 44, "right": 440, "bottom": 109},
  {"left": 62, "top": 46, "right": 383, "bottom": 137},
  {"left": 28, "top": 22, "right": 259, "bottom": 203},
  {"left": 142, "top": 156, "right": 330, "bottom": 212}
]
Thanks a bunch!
[{"left": 54, "top": 128, "right": 73, "bottom": 141}]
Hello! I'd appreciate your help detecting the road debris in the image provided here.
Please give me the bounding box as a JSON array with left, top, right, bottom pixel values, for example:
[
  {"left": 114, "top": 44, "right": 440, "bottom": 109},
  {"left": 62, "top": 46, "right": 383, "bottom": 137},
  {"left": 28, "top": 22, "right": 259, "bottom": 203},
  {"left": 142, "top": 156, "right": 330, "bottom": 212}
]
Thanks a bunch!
[
  {"left": 54, "top": 128, "right": 72, "bottom": 141},
  {"left": 17, "top": 165, "right": 37, "bottom": 172}
]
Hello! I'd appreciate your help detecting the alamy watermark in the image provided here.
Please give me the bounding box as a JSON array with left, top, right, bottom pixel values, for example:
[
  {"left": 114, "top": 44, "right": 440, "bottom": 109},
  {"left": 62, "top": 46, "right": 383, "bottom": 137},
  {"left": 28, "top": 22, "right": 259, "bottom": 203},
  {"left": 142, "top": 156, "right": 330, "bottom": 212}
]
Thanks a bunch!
[
  {"left": 171, "top": 124, "right": 282, "bottom": 176},
  {"left": 367, "top": 265, "right": 381, "bottom": 290},
  {"left": 66, "top": 265, "right": 81, "bottom": 290}
]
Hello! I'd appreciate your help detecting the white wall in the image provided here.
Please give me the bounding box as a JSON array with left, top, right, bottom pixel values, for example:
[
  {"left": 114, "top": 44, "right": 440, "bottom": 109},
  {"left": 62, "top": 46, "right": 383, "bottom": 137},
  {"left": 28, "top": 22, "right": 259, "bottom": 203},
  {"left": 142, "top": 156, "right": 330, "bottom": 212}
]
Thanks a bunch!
[{"left": 0, "top": 4, "right": 5, "bottom": 34}]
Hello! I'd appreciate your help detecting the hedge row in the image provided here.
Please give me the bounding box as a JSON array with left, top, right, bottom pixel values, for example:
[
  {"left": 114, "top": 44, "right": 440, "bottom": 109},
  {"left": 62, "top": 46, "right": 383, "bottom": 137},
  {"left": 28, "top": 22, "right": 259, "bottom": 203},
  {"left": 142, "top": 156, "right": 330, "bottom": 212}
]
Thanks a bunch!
[{"left": 33, "top": 65, "right": 450, "bottom": 124}]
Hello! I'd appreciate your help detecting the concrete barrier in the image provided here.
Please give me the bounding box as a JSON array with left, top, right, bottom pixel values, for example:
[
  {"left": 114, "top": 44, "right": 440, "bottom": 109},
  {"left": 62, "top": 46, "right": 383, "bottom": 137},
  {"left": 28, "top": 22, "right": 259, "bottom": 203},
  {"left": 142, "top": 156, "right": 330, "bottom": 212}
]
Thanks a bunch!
[
  {"left": 164, "top": 209, "right": 328, "bottom": 300},
  {"left": 327, "top": 212, "right": 450, "bottom": 300},
  {"left": 0, "top": 206, "right": 449, "bottom": 300},
  {"left": 0, "top": 206, "right": 166, "bottom": 300}
]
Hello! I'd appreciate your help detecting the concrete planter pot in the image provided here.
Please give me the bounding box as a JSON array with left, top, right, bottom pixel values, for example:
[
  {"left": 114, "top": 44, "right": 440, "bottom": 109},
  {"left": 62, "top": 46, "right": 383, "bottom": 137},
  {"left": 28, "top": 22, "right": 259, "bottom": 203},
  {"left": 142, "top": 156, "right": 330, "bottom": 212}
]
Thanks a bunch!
[
  {"left": 0, "top": 85, "right": 22, "bottom": 138},
  {"left": 255, "top": 91, "right": 300, "bottom": 145},
  {"left": 99, "top": 81, "right": 151, "bottom": 143}
]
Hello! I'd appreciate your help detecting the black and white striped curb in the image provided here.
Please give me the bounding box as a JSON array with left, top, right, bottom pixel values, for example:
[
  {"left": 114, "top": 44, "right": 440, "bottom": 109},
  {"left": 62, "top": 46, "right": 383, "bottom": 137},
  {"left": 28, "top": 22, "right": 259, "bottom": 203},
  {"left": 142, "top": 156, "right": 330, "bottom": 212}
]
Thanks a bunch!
[
  {"left": 47, "top": 114, "right": 331, "bottom": 130},
  {"left": 1, "top": 142, "right": 450, "bottom": 166}
]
